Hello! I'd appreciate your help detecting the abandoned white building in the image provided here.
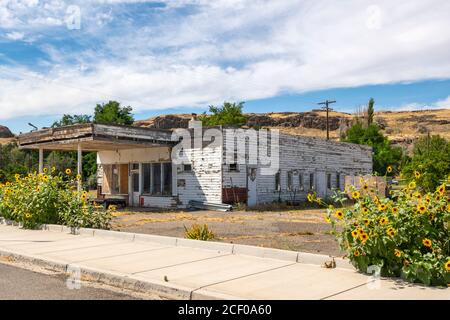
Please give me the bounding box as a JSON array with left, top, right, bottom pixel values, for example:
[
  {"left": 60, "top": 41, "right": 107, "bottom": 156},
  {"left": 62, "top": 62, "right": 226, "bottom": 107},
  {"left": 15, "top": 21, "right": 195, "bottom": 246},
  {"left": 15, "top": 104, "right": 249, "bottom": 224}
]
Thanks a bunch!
[{"left": 17, "top": 120, "right": 372, "bottom": 208}]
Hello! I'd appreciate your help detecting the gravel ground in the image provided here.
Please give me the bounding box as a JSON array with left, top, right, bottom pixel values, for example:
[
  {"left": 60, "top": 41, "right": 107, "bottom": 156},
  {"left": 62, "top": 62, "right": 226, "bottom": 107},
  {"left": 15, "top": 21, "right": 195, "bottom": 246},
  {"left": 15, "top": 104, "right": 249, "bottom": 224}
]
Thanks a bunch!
[{"left": 112, "top": 208, "right": 342, "bottom": 256}]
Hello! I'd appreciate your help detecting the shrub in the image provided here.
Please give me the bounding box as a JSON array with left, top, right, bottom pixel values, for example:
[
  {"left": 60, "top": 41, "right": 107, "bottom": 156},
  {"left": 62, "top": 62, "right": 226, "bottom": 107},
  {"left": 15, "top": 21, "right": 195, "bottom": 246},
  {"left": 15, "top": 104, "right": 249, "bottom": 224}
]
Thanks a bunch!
[
  {"left": 0, "top": 170, "right": 112, "bottom": 230},
  {"left": 184, "top": 224, "right": 215, "bottom": 241},
  {"left": 315, "top": 175, "right": 450, "bottom": 286}
]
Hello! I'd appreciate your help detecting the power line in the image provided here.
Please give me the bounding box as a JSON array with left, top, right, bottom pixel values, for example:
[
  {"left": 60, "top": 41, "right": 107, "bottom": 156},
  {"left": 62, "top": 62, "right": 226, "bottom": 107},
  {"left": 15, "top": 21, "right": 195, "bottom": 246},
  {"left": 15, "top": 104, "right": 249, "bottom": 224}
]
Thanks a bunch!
[{"left": 317, "top": 100, "right": 336, "bottom": 140}]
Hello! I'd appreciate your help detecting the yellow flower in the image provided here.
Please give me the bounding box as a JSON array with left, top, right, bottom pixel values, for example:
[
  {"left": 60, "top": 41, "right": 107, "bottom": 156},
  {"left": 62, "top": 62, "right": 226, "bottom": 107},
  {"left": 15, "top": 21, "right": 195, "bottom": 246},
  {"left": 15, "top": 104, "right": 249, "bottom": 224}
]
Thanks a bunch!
[
  {"left": 14, "top": 174, "right": 20, "bottom": 180},
  {"left": 414, "top": 171, "right": 421, "bottom": 179},
  {"left": 335, "top": 210, "right": 344, "bottom": 220},
  {"left": 425, "top": 195, "right": 431, "bottom": 204},
  {"left": 323, "top": 214, "right": 331, "bottom": 223},
  {"left": 359, "top": 233, "right": 369, "bottom": 243},
  {"left": 307, "top": 193, "right": 313, "bottom": 202},
  {"left": 408, "top": 181, "right": 416, "bottom": 189},
  {"left": 43, "top": 167, "right": 48, "bottom": 173},
  {"left": 392, "top": 207, "right": 399, "bottom": 214},
  {"left": 354, "top": 250, "right": 360, "bottom": 257},
  {"left": 51, "top": 166, "right": 56, "bottom": 173},
  {"left": 386, "top": 227, "right": 396, "bottom": 237},
  {"left": 363, "top": 219, "right": 370, "bottom": 226},
  {"left": 362, "top": 184, "right": 369, "bottom": 191},
  {"left": 351, "top": 191, "right": 360, "bottom": 200},
  {"left": 36, "top": 186, "right": 41, "bottom": 192},
  {"left": 387, "top": 166, "right": 393, "bottom": 173},
  {"left": 379, "top": 217, "right": 388, "bottom": 225},
  {"left": 361, "top": 207, "right": 369, "bottom": 214},
  {"left": 437, "top": 184, "right": 446, "bottom": 195},
  {"left": 445, "top": 260, "right": 450, "bottom": 271},
  {"left": 394, "top": 249, "right": 401, "bottom": 258},
  {"left": 65, "top": 168, "right": 72, "bottom": 175},
  {"left": 378, "top": 203, "right": 387, "bottom": 211},
  {"left": 416, "top": 203, "right": 427, "bottom": 214},
  {"left": 76, "top": 174, "right": 82, "bottom": 181},
  {"left": 351, "top": 230, "right": 359, "bottom": 238},
  {"left": 25, "top": 213, "right": 32, "bottom": 219},
  {"left": 422, "top": 238, "right": 432, "bottom": 248}
]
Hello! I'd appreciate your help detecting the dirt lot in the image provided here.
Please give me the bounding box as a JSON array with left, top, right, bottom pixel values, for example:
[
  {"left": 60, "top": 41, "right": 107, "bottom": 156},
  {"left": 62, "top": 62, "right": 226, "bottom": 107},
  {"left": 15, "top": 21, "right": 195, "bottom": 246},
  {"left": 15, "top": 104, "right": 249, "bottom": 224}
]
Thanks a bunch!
[{"left": 111, "top": 208, "right": 342, "bottom": 257}]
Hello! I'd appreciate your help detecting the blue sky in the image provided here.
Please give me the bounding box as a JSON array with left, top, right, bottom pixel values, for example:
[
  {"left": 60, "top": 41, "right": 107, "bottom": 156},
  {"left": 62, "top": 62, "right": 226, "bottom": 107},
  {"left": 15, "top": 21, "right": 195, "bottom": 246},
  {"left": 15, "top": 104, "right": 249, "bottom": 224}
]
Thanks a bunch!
[{"left": 1, "top": 0, "right": 450, "bottom": 134}]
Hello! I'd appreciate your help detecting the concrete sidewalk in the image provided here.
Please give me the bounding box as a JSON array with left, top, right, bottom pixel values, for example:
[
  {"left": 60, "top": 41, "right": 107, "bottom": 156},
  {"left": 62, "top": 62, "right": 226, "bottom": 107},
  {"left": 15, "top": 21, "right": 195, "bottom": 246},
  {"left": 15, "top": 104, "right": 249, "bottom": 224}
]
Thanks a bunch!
[{"left": 0, "top": 223, "right": 448, "bottom": 300}]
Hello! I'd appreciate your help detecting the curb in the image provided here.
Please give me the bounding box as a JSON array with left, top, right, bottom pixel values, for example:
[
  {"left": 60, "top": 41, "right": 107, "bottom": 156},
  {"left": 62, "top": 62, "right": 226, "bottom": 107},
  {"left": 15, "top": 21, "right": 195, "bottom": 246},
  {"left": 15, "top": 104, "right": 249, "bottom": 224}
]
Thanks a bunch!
[
  {"left": 0, "top": 219, "right": 353, "bottom": 270},
  {"left": 0, "top": 247, "right": 217, "bottom": 300}
]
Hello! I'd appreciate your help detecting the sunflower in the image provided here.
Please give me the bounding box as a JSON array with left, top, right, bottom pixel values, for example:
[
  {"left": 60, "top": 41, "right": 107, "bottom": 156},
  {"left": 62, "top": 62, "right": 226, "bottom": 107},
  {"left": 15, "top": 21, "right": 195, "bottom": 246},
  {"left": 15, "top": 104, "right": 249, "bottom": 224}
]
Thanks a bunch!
[
  {"left": 422, "top": 238, "right": 432, "bottom": 248},
  {"left": 362, "top": 207, "right": 369, "bottom": 214},
  {"left": 323, "top": 214, "right": 331, "bottom": 223},
  {"left": 362, "top": 183, "right": 369, "bottom": 191},
  {"left": 417, "top": 204, "right": 427, "bottom": 214},
  {"left": 51, "top": 166, "right": 56, "bottom": 173},
  {"left": 408, "top": 181, "right": 416, "bottom": 189},
  {"left": 414, "top": 171, "right": 421, "bottom": 179},
  {"left": 351, "top": 191, "right": 360, "bottom": 200},
  {"left": 437, "top": 184, "right": 446, "bottom": 195},
  {"left": 386, "top": 227, "right": 396, "bottom": 237},
  {"left": 351, "top": 230, "right": 359, "bottom": 238},
  {"left": 335, "top": 210, "right": 344, "bottom": 220},
  {"left": 378, "top": 203, "right": 387, "bottom": 211},
  {"left": 82, "top": 190, "right": 88, "bottom": 197},
  {"left": 354, "top": 250, "right": 360, "bottom": 257},
  {"left": 25, "top": 213, "right": 32, "bottom": 219},
  {"left": 36, "top": 186, "right": 41, "bottom": 192},
  {"left": 65, "top": 168, "right": 72, "bottom": 175},
  {"left": 425, "top": 195, "right": 431, "bottom": 204},
  {"left": 43, "top": 167, "right": 48, "bottom": 173},
  {"left": 359, "top": 233, "right": 369, "bottom": 243},
  {"left": 363, "top": 219, "right": 370, "bottom": 226},
  {"left": 394, "top": 249, "right": 401, "bottom": 258},
  {"left": 379, "top": 217, "right": 388, "bottom": 225},
  {"left": 76, "top": 174, "right": 82, "bottom": 181},
  {"left": 387, "top": 166, "right": 393, "bottom": 173},
  {"left": 445, "top": 260, "right": 450, "bottom": 271},
  {"left": 392, "top": 207, "right": 399, "bottom": 214},
  {"left": 307, "top": 193, "right": 314, "bottom": 202}
]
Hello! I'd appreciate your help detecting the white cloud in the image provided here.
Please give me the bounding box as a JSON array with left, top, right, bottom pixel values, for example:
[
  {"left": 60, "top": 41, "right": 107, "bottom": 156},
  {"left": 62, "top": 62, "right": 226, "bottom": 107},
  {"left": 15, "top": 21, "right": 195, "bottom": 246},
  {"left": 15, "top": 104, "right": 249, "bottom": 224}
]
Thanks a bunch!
[
  {"left": 0, "top": 0, "right": 450, "bottom": 120},
  {"left": 5, "top": 31, "right": 24, "bottom": 40}
]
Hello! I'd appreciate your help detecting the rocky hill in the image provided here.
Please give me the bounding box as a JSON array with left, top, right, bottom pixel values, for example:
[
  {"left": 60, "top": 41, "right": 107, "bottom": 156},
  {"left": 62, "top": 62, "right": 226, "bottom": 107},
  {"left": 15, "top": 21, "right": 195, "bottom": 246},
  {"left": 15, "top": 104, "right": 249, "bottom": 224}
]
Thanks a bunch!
[
  {"left": 0, "top": 125, "right": 14, "bottom": 145},
  {"left": 136, "top": 109, "right": 450, "bottom": 148},
  {"left": 0, "top": 125, "right": 13, "bottom": 138}
]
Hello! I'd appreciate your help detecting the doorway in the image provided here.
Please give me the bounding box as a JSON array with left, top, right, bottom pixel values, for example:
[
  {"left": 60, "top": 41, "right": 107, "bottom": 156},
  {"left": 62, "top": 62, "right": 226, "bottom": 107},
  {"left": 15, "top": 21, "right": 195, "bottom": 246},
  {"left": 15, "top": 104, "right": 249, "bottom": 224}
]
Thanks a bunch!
[
  {"left": 130, "top": 163, "right": 140, "bottom": 206},
  {"left": 247, "top": 167, "right": 257, "bottom": 207}
]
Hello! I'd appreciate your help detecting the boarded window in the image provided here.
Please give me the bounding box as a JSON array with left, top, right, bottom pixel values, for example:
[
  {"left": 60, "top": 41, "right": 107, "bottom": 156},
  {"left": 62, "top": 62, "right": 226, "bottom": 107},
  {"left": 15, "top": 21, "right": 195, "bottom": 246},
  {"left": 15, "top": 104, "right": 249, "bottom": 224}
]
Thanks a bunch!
[
  {"left": 299, "top": 173, "right": 304, "bottom": 191},
  {"left": 336, "top": 173, "right": 341, "bottom": 190},
  {"left": 287, "top": 171, "right": 293, "bottom": 191},
  {"left": 183, "top": 164, "right": 192, "bottom": 172},
  {"left": 309, "top": 173, "right": 314, "bottom": 190},
  {"left": 327, "top": 173, "right": 332, "bottom": 189}
]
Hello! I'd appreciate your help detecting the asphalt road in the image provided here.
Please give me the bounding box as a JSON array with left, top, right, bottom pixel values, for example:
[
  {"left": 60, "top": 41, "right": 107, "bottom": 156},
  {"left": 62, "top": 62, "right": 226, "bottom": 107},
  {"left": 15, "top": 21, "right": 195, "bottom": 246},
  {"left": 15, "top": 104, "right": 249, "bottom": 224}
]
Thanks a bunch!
[{"left": 0, "top": 263, "right": 139, "bottom": 300}]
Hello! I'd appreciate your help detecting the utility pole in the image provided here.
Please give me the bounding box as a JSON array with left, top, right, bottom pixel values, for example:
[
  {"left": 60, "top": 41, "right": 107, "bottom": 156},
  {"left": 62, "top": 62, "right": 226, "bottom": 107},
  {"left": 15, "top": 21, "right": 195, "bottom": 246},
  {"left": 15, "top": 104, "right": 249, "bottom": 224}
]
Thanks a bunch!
[{"left": 318, "top": 100, "right": 336, "bottom": 140}]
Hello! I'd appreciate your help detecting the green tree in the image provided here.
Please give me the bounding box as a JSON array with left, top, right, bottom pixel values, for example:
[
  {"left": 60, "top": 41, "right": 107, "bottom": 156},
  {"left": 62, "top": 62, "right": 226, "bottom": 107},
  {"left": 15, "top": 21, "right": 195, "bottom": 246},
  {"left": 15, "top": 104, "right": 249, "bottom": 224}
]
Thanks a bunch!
[
  {"left": 94, "top": 100, "right": 134, "bottom": 125},
  {"left": 0, "top": 141, "right": 37, "bottom": 182},
  {"left": 367, "top": 98, "right": 375, "bottom": 125},
  {"left": 401, "top": 135, "right": 450, "bottom": 192},
  {"left": 200, "top": 101, "right": 247, "bottom": 127},
  {"left": 343, "top": 121, "right": 403, "bottom": 175},
  {"left": 52, "top": 114, "right": 91, "bottom": 128}
]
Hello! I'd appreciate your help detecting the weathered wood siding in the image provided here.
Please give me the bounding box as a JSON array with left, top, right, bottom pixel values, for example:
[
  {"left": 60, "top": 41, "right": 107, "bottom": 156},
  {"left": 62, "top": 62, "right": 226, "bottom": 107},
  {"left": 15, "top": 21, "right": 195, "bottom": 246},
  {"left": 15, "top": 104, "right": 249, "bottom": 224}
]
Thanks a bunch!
[
  {"left": 221, "top": 129, "right": 372, "bottom": 205},
  {"left": 176, "top": 145, "right": 223, "bottom": 207}
]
